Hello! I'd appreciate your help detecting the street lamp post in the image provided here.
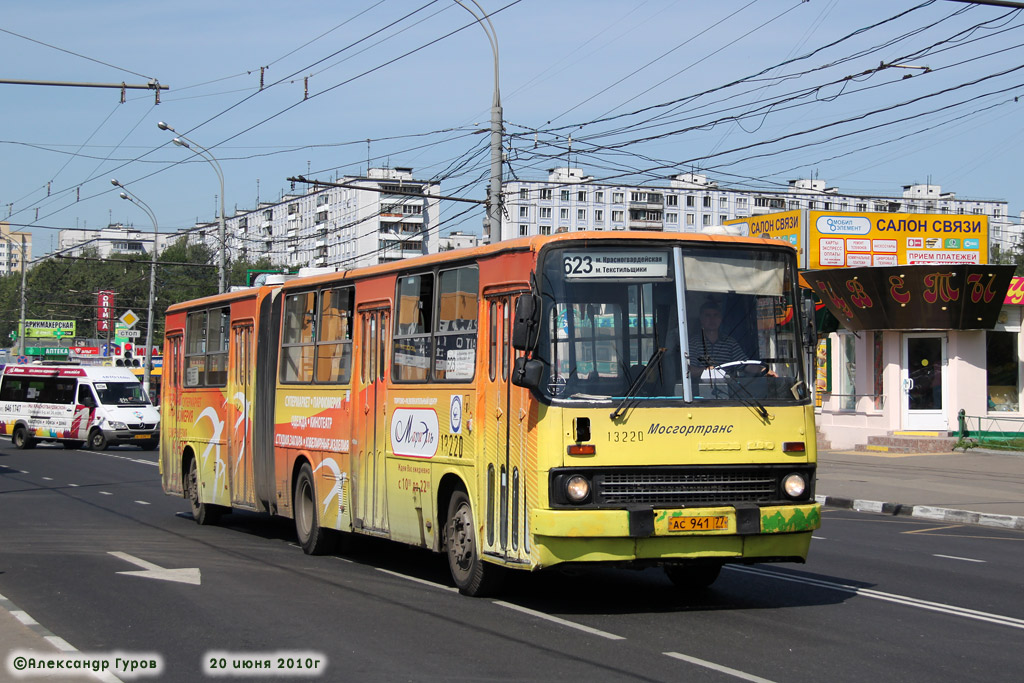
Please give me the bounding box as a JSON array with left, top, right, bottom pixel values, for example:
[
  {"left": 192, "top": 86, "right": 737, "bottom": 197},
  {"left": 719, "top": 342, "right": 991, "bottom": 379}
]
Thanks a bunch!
[
  {"left": 0, "top": 234, "right": 28, "bottom": 357},
  {"left": 157, "top": 121, "right": 226, "bottom": 293},
  {"left": 111, "top": 179, "right": 158, "bottom": 399},
  {"left": 454, "top": 0, "right": 502, "bottom": 244}
]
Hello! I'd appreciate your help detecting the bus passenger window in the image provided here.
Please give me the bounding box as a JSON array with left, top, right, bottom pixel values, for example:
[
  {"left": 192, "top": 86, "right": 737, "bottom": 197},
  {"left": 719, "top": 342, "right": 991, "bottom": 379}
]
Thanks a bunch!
[
  {"left": 394, "top": 274, "right": 433, "bottom": 382},
  {"left": 434, "top": 266, "right": 478, "bottom": 382},
  {"left": 316, "top": 287, "right": 353, "bottom": 384},
  {"left": 281, "top": 291, "right": 317, "bottom": 383}
]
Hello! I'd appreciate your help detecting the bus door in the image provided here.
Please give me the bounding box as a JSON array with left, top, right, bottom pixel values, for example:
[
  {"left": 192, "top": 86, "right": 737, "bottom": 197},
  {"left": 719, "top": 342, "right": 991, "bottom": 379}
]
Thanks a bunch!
[
  {"left": 162, "top": 334, "right": 183, "bottom": 495},
  {"left": 482, "top": 292, "right": 531, "bottom": 564},
  {"left": 354, "top": 306, "right": 390, "bottom": 534},
  {"left": 228, "top": 322, "right": 256, "bottom": 508}
]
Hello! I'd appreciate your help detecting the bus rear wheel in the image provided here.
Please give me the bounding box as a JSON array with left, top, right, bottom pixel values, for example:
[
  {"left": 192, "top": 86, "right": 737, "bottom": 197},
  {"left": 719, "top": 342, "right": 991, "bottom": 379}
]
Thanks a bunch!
[
  {"left": 186, "top": 456, "right": 221, "bottom": 525},
  {"left": 445, "top": 490, "right": 501, "bottom": 596},
  {"left": 294, "top": 463, "right": 336, "bottom": 555},
  {"left": 664, "top": 563, "right": 723, "bottom": 590},
  {"left": 12, "top": 426, "right": 35, "bottom": 450}
]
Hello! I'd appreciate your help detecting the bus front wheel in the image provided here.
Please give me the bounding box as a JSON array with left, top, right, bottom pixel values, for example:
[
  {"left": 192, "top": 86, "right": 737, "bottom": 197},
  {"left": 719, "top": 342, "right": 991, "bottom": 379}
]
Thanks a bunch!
[
  {"left": 12, "top": 426, "right": 35, "bottom": 450},
  {"left": 294, "top": 463, "right": 336, "bottom": 555},
  {"left": 664, "top": 563, "right": 722, "bottom": 590},
  {"left": 186, "top": 457, "right": 221, "bottom": 525},
  {"left": 445, "top": 490, "right": 501, "bottom": 596}
]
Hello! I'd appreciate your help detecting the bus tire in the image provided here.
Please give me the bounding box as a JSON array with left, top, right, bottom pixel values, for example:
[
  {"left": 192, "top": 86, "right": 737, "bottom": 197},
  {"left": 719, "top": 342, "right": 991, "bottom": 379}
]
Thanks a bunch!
[
  {"left": 445, "top": 490, "right": 501, "bottom": 596},
  {"left": 294, "top": 463, "right": 335, "bottom": 555},
  {"left": 186, "top": 456, "right": 221, "bottom": 525},
  {"left": 89, "top": 429, "right": 108, "bottom": 451},
  {"left": 12, "top": 426, "right": 35, "bottom": 450},
  {"left": 664, "top": 563, "right": 722, "bottom": 590}
]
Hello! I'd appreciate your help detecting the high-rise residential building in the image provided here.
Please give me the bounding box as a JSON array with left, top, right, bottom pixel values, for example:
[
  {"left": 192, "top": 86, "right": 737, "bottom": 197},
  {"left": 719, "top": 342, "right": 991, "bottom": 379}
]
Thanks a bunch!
[
  {"left": 187, "top": 167, "right": 440, "bottom": 271},
  {"left": 0, "top": 221, "right": 33, "bottom": 277},
  {"left": 57, "top": 224, "right": 173, "bottom": 260},
  {"left": 501, "top": 168, "right": 1016, "bottom": 254}
]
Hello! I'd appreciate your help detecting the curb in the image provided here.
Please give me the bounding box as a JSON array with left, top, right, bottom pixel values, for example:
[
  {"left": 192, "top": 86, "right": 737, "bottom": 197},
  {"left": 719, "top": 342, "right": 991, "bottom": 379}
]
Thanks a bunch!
[{"left": 815, "top": 495, "right": 1024, "bottom": 531}]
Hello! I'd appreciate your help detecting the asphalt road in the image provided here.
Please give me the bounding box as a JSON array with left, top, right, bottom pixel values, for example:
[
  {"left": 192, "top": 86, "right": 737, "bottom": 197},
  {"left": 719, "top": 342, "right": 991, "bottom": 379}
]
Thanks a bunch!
[{"left": 1, "top": 441, "right": 1021, "bottom": 683}]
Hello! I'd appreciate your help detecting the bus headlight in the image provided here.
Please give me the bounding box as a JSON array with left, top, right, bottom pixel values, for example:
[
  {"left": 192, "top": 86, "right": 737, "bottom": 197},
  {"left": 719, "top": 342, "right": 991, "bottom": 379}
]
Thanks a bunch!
[
  {"left": 782, "top": 473, "right": 807, "bottom": 499},
  {"left": 107, "top": 421, "right": 128, "bottom": 430},
  {"left": 565, "top": 475, "right": 591, "bottom": 503}
]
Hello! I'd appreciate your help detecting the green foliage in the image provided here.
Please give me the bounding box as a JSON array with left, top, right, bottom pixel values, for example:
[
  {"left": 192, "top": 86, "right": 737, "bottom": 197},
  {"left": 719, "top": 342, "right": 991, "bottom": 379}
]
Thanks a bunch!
[{"left": 0, "top": 240, "right": 278, "bottom": 348}]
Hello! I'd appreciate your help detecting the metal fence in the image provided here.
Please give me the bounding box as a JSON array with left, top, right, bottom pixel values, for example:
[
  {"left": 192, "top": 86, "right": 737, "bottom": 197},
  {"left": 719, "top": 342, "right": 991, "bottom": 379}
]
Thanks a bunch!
[{"left": 956, "top": 409, "right": 1024, "bottom": 451}]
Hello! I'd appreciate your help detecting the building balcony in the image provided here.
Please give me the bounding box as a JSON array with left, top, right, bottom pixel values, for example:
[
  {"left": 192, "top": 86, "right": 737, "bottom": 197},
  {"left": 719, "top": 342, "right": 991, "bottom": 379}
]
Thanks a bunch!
[{"left": 628, "top": 220, "right": 664, "bottom": 231}]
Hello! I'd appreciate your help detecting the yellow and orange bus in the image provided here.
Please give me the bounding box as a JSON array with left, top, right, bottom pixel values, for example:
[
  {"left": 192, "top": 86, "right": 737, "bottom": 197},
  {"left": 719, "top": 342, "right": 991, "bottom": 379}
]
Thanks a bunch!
[{"left": 160, "top": 232, "right": 820, "bottom": 595}]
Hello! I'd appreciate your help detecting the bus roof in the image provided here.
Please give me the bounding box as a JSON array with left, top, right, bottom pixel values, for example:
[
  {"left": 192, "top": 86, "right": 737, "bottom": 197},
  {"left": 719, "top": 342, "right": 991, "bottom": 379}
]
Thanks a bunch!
[{"left": 166, "top": 231, "right": 794, "bottom": 312}]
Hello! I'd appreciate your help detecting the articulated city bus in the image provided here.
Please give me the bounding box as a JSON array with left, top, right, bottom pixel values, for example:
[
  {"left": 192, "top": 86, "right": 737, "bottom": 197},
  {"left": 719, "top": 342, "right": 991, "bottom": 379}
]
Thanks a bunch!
[{"left": 160, "top": 232, "right": 819, "bottom": 595}]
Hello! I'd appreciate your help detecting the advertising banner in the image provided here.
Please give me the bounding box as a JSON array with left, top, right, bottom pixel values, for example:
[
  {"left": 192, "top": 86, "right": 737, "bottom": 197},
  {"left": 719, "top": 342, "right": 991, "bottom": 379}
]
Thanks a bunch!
[
  {"left": 802, "top": 264, "right": 1014, "bottom": 330},
  {"left": 808, "top": 211, "right": 987, "bottom": 269},
  {"left": 724, "top": 211, "right": 801, "bottom": 248},
  {"left": 97, "top": 290, "right": 114, "bottom": 332},
  {"left": 23, "top": 319, "right": 76, "bottom": 338}
]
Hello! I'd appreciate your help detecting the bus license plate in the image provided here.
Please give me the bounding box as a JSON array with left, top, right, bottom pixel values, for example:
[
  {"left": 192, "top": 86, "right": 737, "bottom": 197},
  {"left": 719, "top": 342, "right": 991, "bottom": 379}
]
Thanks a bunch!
[
  {"left": 133, "top": 434, "right": 150, "bottom": 440},
  {"left": 668, "top": 515, "right": 728, "bottom": 532}
]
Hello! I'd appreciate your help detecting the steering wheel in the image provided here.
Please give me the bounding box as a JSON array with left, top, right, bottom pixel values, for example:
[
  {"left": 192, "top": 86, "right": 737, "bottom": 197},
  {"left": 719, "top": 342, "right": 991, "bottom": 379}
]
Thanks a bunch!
[{"left": 716, "top": 359, "right": 770, "bottom": 378}]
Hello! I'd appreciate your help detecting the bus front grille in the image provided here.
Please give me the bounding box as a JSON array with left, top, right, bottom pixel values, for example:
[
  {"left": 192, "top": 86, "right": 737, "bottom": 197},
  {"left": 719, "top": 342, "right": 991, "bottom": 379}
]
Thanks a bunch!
[
  {"left": 599, "top": 471, "right": 775, "bottom": 505},
  {"left": 549, "top": 465, "right": 815, "bottom": 508}
]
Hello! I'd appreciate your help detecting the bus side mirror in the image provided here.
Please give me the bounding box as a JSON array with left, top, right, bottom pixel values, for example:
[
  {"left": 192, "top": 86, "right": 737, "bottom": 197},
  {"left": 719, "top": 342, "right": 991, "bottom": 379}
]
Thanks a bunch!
[
  {"left": 512, "top": 357, "right": 543, "bottom": 390},
  {"left": 512, "top": 293, "right": 541, "bottom": 351}
]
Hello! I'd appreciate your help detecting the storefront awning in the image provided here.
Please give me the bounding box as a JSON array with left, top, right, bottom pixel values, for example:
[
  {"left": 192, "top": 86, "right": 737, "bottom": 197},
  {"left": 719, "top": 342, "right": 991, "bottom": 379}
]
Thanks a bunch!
[{"left": 801, "top": 264, "right": 1016, "bottom": 331}]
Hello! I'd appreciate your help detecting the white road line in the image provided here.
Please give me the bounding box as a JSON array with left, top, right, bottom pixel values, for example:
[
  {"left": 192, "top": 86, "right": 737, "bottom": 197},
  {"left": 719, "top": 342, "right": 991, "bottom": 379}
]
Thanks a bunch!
[
  {"left": 134, "top": 500, "right": 151, "bottom": 505},
  {"left": 664, "top": 652, "right": 777, "bottom": 683},
  {"left": 375, "top": 568, "right": 458, "bottom": 592},
  {"left": 812, "top": 536, "right": 826, "bottom": 540},
  {"left": 100, "top": 491, "right": 112, "bottom": 496},
  {"left": 493, "top": 600, "right": 626, "bottom": 641},
  {"left": 933, "top": 554, "right": 985, "bottom": 563},
  {"left": 729, "top": 565, "right": 1024, "bottom": 629},
  {"left": 69, "top": 483, "right": 79, "bottom": 487},
  {"left": 42, "top": 476, "right": 53, "bottom": 481},
  {"left": 0, "top": 591, "right": 123, "bottom": 682}
]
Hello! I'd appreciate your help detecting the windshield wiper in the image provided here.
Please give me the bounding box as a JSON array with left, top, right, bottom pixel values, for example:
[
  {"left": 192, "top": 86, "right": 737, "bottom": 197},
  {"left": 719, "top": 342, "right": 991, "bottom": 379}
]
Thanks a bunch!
[{"left": 610, "top": 347, "right": 666, "bottom": 421}]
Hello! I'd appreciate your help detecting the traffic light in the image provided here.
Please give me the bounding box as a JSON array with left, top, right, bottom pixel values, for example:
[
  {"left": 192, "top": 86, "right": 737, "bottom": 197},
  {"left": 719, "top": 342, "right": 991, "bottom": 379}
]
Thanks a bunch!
[{"left": 115, "top": 342, "right": 141, "bottom": 367}]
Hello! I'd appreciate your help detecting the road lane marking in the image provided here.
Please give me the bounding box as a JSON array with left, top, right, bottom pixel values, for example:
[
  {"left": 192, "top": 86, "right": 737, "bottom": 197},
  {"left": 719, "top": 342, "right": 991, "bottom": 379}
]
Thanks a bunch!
[
  {"left": 375, "top": 568, "right": 458, "bottom": 592},
  {"left": 134, "top": 500, "right": 150, "bottom": 505},
  {"left": 100, "top": 491, "right": 112, "bottom": 495},
  {"left": 729, "top": 566, "right": 1024, "bottom": 630},
  {"left": 812, "top": 536, "right": 826, "bottom": 540},
  {"left": 493, "top": 601, "right": 625, "bottom": 640},
  {"left": 68, "top": 483, "right": 79, "bottom": 487},
  {"left": 109, "top": 551, "right": 201, "bottom": 585},
  {"left": 664, "top": 652, "right": 777, "bottom": 683},
  {"left": 0, "top": 591, "right": 124, "bottom": 682},
  {"left": 933, "top": 554, "right": 985, "bottom": 563},
  {"left": 42, "top": 477, "right": 53, "bottom": 481},
  {"left": 904, "top": 524, "right": 966, "bottom": 534}
]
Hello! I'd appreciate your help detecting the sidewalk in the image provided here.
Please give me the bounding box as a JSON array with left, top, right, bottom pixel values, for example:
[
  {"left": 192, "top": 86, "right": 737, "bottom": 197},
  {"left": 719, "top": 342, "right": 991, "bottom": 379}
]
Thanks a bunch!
[{"left": 816, "top": 447, "right": 1024, "bottom": 530}]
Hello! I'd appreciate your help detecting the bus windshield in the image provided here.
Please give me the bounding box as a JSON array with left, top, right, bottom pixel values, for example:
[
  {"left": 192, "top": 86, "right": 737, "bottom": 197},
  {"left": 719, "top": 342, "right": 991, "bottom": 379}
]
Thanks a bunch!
[
  {"left": 94, "top": 381, "right": 151, "bottom": 406},
  {"left": 535, "top": 244, "right": 807, "bottom": 403}
]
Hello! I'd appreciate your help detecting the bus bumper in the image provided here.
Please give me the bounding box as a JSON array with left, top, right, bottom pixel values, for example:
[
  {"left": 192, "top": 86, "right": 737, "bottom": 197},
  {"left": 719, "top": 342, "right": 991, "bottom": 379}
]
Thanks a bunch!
[{"left": 529, "top": 503, "right": 820, "bottom": 568}]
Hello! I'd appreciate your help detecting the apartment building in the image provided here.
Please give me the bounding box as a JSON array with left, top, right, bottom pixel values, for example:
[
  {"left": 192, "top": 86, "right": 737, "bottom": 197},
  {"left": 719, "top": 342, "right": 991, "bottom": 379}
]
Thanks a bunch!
[
  {"left": 189, "top": 167, "right": 440, "bottom": 271},
  {"left": 57, "top": 223, "right": 174, "bottom": 261},
  {"left": 501, "top": 168, "right": 1015, "bottom": 250},
  {"left": 0, "top": 221, "right": 32, "bottom": 277}
]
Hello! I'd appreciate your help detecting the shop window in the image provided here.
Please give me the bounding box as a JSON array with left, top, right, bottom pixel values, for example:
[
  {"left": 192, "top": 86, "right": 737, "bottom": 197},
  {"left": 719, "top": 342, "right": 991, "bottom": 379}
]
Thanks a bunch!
[
  {"left": 872, "top": 332, "right": 884, "bottom": 410},
  {"left": 987, "top": 331, "right": 1019, "bottom": 412}
]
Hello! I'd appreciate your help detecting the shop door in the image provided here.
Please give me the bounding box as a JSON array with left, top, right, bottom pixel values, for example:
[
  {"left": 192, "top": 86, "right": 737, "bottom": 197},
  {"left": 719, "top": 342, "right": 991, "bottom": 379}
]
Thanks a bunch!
[
  {"left": 481, "top": 293, "right": 531, "bottom": 564},
  {"left": 354, "top": 307, "right": 390, "bottom": 534},
  {"left": 901, "top": 333, "right": 947, "bottom": 431}
]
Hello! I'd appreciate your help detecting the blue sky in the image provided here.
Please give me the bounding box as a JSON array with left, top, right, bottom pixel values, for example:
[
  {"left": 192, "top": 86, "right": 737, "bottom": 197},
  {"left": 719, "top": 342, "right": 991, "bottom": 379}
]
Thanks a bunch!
[{"left": 2, "top": 0, "right": 1023, "bottom": 256}]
